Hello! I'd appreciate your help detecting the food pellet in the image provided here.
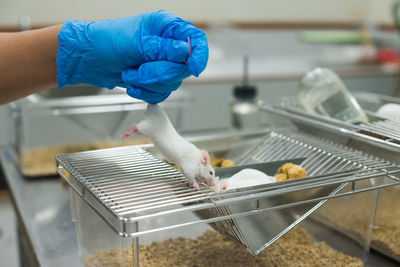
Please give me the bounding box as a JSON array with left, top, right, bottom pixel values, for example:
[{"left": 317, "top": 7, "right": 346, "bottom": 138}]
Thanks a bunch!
[
  {"left": 274, "top": 163, "right": 307, "bottom": 180},
  {"left": 275, "top": 173, "right": 288, "bottom": 182},
  {"left": 288, "top": 165, "right": 307, "bottom": 179},
  {"left": 209, "top": 155, "right": 235, "bottom": 168},
  {"left": 220, "top": 159, "right": 235, "bottom": 168},
  {"left": 281, "top": 163, "right": 297, "bottom": 175}
]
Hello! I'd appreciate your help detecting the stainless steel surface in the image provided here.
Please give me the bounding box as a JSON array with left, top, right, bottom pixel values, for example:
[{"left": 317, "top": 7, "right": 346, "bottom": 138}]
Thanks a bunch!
[
  {"left": 355, "top": 92, "right": 400, "bottom": 113},
  {"left": 1, "top": 139, "right": 399, "bottom": 266},
  {"left": 0, "top": 148, "right": 82, "bottom": 267},
  {"left": 198, "top": 158, "right": 308, "bottom": 254},
  {"left": 21, "top": 87, "right": 191, "bottom": 115},
  {"left": 355, "top": 92, "right": 400, "bottom": 142},
  {"left": 10, "top": 88, "right": 191, "bottom": 166},
  {"left": 264, "top": 94, "right": 400, "bottom": 262},
  {"left": 0, "top": 191, "right": 19, "bottom": 266},
  {"left": 262, "top": 97, "right": 400, "bottom": 164},
  {"left": 56, "top": 130, "right": 400, "bottom": 255},
  {"left": 353, "top": 92, "right": 400, "bottom": 262}
]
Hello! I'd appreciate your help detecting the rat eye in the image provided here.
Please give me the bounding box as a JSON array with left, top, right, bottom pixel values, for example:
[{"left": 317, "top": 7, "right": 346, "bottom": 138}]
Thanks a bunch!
[{"left": 209, "top": 171, "right": 213, "bottom": 175}]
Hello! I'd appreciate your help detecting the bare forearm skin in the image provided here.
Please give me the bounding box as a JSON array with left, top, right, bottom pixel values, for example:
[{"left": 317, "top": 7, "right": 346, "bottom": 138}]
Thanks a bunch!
[{"left": 0, "top": 25, "right": 62, "bottom": 104}]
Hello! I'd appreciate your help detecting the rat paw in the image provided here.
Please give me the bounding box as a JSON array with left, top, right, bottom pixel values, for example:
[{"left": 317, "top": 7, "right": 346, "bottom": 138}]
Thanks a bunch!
[
  {"left": 129, "top": 124, "right": 138, "bottom": 133},
  {"left": 120, "top": 132, "right": 130, "bottom": 138},
  {"left": 193, "top": 182, "right": 200, "bottom": 190},
  {"left": 120, "top": 124, "right": 138, "bottom": 138}
]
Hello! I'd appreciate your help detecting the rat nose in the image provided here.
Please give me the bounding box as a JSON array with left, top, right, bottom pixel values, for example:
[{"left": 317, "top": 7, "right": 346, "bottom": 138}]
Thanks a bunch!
[{"left": 208, "top": 178, "right": 216, "bottom": 186}]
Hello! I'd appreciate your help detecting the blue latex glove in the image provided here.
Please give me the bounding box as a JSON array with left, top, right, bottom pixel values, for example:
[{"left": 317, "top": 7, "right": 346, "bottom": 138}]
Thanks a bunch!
[{"left": 56, "top": 10, "right": 208, "bottom": 103}]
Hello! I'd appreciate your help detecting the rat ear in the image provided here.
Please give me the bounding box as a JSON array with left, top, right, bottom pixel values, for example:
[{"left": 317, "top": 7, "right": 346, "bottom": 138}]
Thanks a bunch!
[{"left": 200, "top": 150, "right": 210, "bottom": 166}]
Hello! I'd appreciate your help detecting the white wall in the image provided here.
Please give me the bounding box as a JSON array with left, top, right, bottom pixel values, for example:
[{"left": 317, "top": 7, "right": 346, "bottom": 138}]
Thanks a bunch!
[
  {"left": 366, "top": 0, "right": 395, "bottom": 24},
  {"left": 0, "top": 0, "right": 396, "bottom": 27}
]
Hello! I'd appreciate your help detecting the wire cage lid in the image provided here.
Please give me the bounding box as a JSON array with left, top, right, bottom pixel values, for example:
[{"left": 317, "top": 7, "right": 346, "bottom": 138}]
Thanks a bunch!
[{"left": 56, "top": 131, "right": 400, "bottom": 254}]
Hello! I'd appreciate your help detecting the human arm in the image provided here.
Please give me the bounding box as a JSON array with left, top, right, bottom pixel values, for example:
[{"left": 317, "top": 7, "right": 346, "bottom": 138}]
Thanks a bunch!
[
  {"left": 0, "top": 25, "right": 61, "bottom": 104},
  {"left": 0, "top": 11, "right": 208, "bottom": 105}
]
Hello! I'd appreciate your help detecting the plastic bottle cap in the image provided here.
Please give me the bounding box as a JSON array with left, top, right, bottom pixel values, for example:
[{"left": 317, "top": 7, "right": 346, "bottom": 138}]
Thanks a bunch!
[{"left": 233, "top": 85, "right": 257, "bottom": 100}]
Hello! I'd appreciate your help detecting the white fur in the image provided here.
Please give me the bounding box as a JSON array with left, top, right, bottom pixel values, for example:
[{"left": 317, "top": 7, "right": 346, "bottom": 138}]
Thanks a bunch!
[
  {"left": 219, "top": 168, "right": 276, "bottom": 191},
  {"left": 135, "top": 104, "right": 216, "bottom": 188},
  {"left": 376, "top": 103, "right": 400, "bottom": 120}
]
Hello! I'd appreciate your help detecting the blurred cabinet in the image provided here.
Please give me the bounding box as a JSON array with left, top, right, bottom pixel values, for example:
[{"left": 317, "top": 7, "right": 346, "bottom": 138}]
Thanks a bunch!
[
  {"left": 179, "top": 74, "right": 397, "bottom": 134},
  {"left": 0, "top": 105, "right": 14, "bottom": 148}
]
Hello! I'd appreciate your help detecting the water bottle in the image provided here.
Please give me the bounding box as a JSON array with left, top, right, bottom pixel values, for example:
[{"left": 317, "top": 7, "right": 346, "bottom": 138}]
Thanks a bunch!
[
  {"left": 298, "top": 68, "right": 368, "bottom": 124},
  {"left": 230, "top": 56, "right": 261, "bottom": 130}
]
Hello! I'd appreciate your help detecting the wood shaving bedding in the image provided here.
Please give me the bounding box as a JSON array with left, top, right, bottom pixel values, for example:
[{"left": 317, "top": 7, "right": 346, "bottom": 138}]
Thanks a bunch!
[
  {"left": 20, "top": 139, "right": 151, "bottom": 177},
  {"left": 84, "top": 227, "right": 362, "bottom": 267}
]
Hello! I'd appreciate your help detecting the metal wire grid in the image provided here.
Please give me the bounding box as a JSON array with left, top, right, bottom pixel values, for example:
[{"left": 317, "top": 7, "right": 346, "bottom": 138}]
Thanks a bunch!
[
  {"left": 219, "top": 130, "right": 399, "bottom": 249},
  {"left": 241, "top": 132, "right": 378, "bottom": 176},
  {"left": 355, "top": 92, "right": 400, "bottom": 113},
  {"left": 196, "top": 130, "right": 379, "bottom": 249},
  {"left": 57, "top": 131, "right": 397, "bottom": 222},
  {"left": 271, "top": 98, "right": 400, "bottom": 146},
  {"left": 217, "top": 128, "right": 394, "bottom": 249},
  {"left": 206, "top": 204, "right": 248, "bottom": 247},
  {"left": 353, "top": 94, "right": 400, "bottom": 144},
  {"left": 57, "top": 146, "right": 207, "bottom": 216},
  {"left": 357, "top": 120, "right": 400, "bottom": 144},
  {"left": 355, "top": 93, "right": 385, "bottom": 112}
]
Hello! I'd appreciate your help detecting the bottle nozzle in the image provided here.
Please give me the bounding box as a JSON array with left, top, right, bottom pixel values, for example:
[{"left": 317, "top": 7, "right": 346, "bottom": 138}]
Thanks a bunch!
[{"left": 243, "top": 55, "right": 249, "bottom": 86}]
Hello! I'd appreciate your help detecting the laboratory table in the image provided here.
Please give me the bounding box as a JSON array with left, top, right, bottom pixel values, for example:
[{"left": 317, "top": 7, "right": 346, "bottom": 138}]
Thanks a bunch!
[
  {"left": 1, "top": 146, "right": 398, "bottom": 267},
  {"left": 1, "top": 148, "right": 82, "bottom": 267}
]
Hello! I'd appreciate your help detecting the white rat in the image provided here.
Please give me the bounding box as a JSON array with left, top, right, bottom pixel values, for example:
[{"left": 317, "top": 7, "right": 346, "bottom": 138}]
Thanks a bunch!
[
  {"left": 121, "top": 104, "right": 216, "bottom": 190},
  {"left": 218, "top": 168, "right": 276, "bottom": 191},
  {"left": 376, "top": 103, "right": 400, "bottom": 120}
]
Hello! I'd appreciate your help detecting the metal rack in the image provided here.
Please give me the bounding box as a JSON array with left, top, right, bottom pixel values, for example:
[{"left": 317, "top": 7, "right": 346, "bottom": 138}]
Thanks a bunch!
[
  {"left": 355, "top": 92, "right": 400, "bottom": 113},
  {"left": 10, "top": 88, "right": 191, "bottom": 151},
  {"left": 56, "top": 130, "right": 400, "bottom": 255},
  {"left": 262, "top": 97, "right": 400, "bottom": 164},
  {"left": 262, "top": 93, "right": 400, "bottom": 261},
  {"left": 355, "top": 92, "right": 400, "bottom": 144}
]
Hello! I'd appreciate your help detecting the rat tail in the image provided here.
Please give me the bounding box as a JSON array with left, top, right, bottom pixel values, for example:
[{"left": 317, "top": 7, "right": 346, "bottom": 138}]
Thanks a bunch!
[
  {"left": 146, "top": 104, "right": 171, "bottom": 125},
  {"left": 136, "top": 104, "right": 173, "bottom": 137}
]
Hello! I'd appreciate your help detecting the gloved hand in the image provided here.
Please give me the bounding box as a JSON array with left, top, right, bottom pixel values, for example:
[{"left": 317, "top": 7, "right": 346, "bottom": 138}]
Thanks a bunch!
[{"left": 56, "top": 10, "right": 208, "bottom": 103}]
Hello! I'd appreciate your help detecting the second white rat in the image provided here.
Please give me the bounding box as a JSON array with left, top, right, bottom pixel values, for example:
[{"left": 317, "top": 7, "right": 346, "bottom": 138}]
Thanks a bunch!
[
  {"left": 121, "top": 104, "right": 216, "bottom": 190},
  {"left": 376, "top": 103, "right": 400, "bottom": 120},
  {"left": 219, "top": 168, "right": 276, "bottom": 191}
]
